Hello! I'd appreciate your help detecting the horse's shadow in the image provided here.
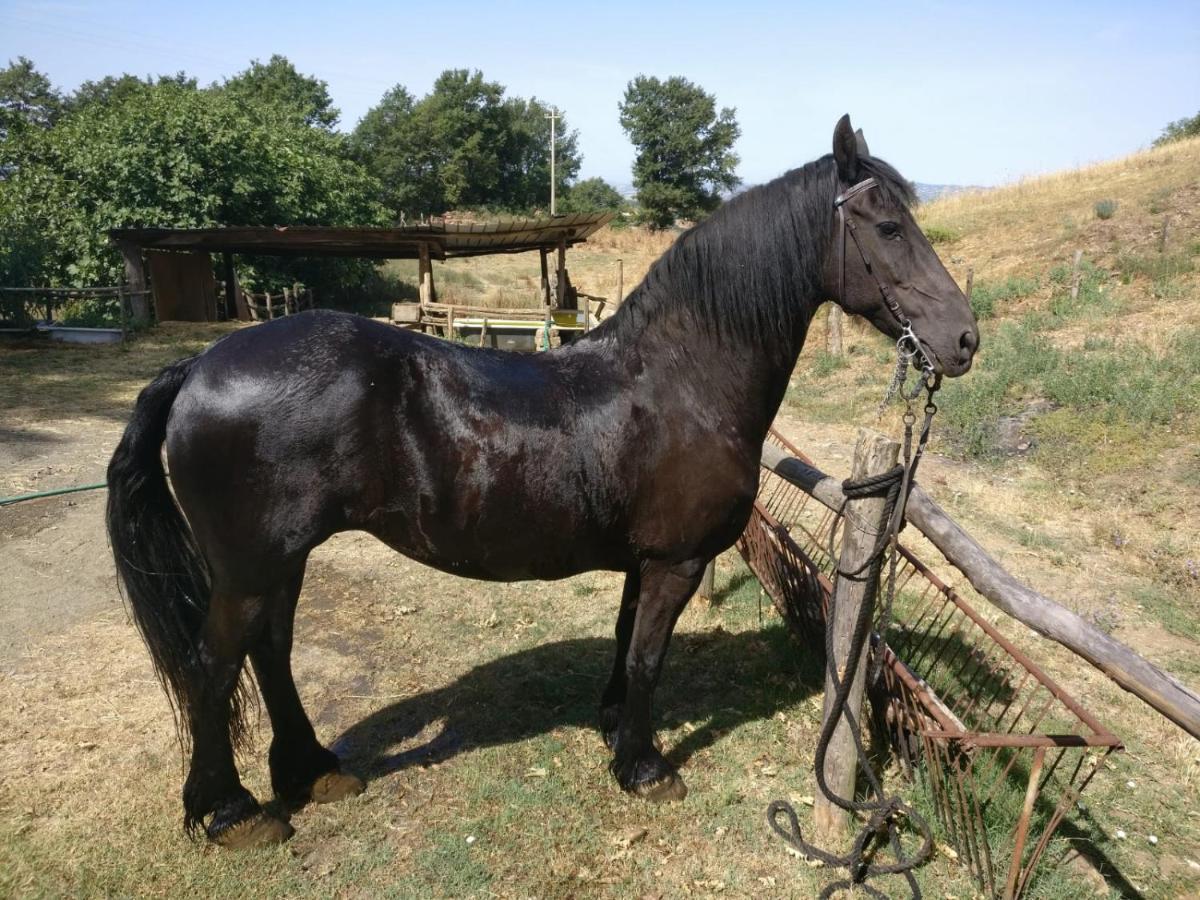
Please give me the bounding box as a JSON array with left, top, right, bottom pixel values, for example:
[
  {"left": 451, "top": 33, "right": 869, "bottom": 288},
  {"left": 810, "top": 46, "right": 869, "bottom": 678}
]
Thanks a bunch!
[{"left": 331, "top": 625, "right": 824, "bottom": 780}]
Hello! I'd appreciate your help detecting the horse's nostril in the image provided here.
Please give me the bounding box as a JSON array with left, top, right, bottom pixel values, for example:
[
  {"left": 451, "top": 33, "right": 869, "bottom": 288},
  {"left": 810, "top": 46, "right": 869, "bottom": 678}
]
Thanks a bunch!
[{"left": 959, "top": 329, "right": 979, "bottom": 357}]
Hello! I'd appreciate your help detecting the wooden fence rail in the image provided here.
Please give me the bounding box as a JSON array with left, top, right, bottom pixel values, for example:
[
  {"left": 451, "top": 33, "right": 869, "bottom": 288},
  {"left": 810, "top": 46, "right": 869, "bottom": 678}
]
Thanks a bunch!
[{"left": 241, "top": 285, "right": 314, "bottom": 321}]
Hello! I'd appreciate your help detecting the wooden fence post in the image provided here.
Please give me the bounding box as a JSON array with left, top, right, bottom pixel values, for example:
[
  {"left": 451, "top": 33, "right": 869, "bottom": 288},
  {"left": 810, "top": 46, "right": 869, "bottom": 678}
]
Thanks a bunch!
[
  {"left": 814, "top": 428, "right": 900, "bottom": 842},
  {"left": 117, "top": 240, "right": 150, "bottom": 324},
  {"left": 1070, "top": 250, "right": 1084, "bottom": 302},
  {"left": 827, "top": 306, "right": 844, "bottom": 357}
]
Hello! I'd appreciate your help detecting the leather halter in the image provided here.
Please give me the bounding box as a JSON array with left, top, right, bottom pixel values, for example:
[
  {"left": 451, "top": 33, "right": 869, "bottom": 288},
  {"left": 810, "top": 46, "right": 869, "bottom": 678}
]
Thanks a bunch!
[{"left": 833, "top": 177, "right": 939, "bottom": 379}]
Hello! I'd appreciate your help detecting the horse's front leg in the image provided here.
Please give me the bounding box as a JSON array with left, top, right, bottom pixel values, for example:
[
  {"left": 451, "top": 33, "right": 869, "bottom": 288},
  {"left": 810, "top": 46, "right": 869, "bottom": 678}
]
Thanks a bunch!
[
  {"left": 600, "top": 569, "right": 639, "bottom": 748},
  {"left": 609, "top": 557, "right": 705, "bottom": 802}
]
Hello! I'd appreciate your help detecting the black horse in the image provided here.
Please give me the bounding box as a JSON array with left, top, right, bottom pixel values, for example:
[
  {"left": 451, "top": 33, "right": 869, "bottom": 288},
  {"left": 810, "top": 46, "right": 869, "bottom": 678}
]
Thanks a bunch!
[{"left": 107, "top": 115, "right": 978, "bottom": 848}]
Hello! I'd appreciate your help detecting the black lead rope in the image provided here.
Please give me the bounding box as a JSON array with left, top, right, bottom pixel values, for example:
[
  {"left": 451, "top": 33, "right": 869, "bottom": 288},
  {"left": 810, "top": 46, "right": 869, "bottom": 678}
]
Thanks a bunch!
[{"left": 767, "top": 379, "right": 940, "bottom": 900}]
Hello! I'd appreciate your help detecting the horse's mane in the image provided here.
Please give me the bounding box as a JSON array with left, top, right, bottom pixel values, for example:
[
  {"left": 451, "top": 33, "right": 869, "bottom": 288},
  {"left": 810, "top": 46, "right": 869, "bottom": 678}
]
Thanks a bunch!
[{"left": 591, "top": 153, "right": 915, "bottom": 355}]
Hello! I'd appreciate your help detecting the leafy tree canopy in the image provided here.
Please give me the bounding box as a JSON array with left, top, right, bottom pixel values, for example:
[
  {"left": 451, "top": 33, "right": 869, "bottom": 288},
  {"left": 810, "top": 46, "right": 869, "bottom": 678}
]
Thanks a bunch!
[
  {"left": 0, "top": 56, "right": 62, "bottom": 143},
  {"left": 0, "top": 78, "right": 385, "bottom": 297},
  {"left": 66, "top": 72, "right": 196, "bottom": 115},
  {"left": 351, "top": 69, "right": 581, "bottom": 218},
  {"left": 560, "top": 176, "right": 627, "bottom": 214},
  {"left": 223, "top": 54, "right": 339, "bottom": 129},
  {"left": 618, "top": 75, "right": 739, "bottom": 228},
  {"left": 1154, "top": 110, "right": 1200, "bottom": 147}
]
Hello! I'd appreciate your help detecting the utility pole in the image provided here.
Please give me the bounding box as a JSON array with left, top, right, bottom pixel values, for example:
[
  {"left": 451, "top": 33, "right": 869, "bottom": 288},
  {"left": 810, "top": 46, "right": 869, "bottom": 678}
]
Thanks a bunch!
[{"left": 546, "top": 106, "right": 560, "bottom": 215}]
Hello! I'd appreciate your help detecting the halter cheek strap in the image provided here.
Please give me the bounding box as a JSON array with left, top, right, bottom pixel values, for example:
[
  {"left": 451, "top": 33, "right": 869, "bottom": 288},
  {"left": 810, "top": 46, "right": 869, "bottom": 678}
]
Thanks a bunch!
[{"left": 833, "top": 177, "right": 939, "bottom": 383}]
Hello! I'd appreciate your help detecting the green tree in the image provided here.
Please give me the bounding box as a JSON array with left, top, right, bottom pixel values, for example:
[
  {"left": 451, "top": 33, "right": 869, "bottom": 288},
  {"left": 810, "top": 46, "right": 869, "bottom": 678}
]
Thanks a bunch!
[
  {"left": 223, "top": 54, "right": 338, "bottom": 129},
  {"left": 561, "top": 176, "right": 626, "bottom": 214},
  {"left": 66, "top": 72, "right": 196, "bottom": 114},
  {"left": 618, "top": 75, "right": 740, "bottom": 228},
  {"left": 351, "top": 70, "right": 582, "bottom": 218},
  {"left": 350, "top": 84, "right": 429, "bottom": 215},
  {"left": 0, "top": 57, "right": 62, "bottom": 144},
  {"left": 1154, "top": 111, "right": 1200, "bottom": 147},
  {"left": 499, "top": 98, "right": 581, "bottom": 212},
  {"left": 0, "top": 79, "right": 385, "bottom": 299}
]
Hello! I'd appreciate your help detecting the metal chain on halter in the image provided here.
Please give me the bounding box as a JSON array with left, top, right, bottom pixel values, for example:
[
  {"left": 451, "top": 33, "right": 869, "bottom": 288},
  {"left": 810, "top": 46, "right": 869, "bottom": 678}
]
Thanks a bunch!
[
  {"left": 878, "top": 326, "right": 938, "bottom": 415},
  {"left": 768, "top": 375, "right": 940, "bottom": 899}
]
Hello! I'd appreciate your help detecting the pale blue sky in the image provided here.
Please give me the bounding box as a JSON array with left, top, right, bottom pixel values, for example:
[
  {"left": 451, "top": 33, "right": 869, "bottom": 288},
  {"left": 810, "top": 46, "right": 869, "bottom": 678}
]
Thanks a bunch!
[{"left": 2, "top": 0, "right": 1197, "bottom": 189}]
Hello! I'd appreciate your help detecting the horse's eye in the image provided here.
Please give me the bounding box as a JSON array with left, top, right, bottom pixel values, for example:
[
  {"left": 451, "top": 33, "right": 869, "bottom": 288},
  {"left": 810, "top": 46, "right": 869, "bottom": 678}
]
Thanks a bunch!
[{"left": 878, "top": 221, "right": 902, "bottom": 239}]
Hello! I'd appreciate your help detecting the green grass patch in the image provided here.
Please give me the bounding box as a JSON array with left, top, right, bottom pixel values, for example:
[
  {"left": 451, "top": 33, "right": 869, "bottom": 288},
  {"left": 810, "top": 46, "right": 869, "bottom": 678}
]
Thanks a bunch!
[
  {"left": 1130, "top": 584, "right": 1196, "bottom": 640},
  {"left": 922, "top": 224, "right": 960, "bottom": 245},
  {"left": 809, "top": 349, "right": 850, "bottom": 378},
  {"left": 940, "top": 318, "right": 1199, "bottom": 465},
  {"left": 937, "top": 317, "right": 1059, "bottom": 458},
  {"left": 1044, "top": 260, "right": 1122, "bottom": 321},
  {"left": 969, "top": 275, "right": 1040, "bottom": 319}
]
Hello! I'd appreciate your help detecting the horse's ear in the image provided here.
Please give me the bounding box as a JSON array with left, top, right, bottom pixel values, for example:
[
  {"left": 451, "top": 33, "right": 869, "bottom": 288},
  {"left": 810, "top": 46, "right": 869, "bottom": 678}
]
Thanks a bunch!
[
  {"left": 854, "top": 128, "right": 870, "bottom": 158},
  {"left": 833, "top": 114, "right": 859, "bottom": 182}
]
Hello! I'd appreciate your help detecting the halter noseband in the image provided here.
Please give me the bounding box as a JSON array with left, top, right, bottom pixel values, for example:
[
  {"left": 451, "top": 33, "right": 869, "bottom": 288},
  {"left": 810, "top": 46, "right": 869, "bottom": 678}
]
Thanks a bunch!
[{"left": 834, "top": 177, "right": 939, "bottom": 385}]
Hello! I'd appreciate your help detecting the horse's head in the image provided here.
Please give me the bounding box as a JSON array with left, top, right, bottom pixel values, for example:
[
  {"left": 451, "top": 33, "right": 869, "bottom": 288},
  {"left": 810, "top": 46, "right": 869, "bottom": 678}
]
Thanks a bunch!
[{"left": 823, "top": 114, "right": 979, "bottom": 378}]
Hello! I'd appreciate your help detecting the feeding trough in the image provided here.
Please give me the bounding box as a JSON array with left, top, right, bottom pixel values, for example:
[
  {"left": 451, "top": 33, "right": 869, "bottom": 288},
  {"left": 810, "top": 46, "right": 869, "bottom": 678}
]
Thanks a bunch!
[{"left": 739, "top": 428, "right": 1122, "bottom": 897}]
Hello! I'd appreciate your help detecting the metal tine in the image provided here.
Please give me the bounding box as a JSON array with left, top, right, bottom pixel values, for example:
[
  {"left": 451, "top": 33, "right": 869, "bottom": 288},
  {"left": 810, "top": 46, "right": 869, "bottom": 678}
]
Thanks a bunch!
[
  {"left": 965, "top": 754, "right": 998, "bottom": 894},
  {"left": 1000, "top": 681, "right": 1049, "bottom": 738},
  {"left": 988, "top": 667, "right": 1034, "bottom": 735},
  {"left": 1016, "top": 751, "right": 1106, "bottom": 898},
  {"left": 931, "top": 621, "right": 991, "bottom": 715},
  {"left": 902, "top": 601, "right": 962, "bottom": 675},
  {"left": 945, "top": 623, "right": 1015, "bottom": 725},
  {"left": 902, "top": 592, "right": 955, "bottom": 662},
  {"left": 892, "top": 580, "right": 948, "bottom": 653},
  {"left": 971, "top": 656, "right": 1020, "bottom": 727},
  {"left": 952, "top": 752, "right": 989, "bottom": 887},
  {"left": 1022, "top": 693, "right": 1057, "bottom": 736}
]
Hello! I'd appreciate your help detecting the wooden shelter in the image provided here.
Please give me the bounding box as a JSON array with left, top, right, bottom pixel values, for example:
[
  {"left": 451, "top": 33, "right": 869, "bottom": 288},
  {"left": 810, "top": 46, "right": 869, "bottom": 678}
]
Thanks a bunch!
[{"left": 108, "top": 212, "right": 614, "bottom": 327}]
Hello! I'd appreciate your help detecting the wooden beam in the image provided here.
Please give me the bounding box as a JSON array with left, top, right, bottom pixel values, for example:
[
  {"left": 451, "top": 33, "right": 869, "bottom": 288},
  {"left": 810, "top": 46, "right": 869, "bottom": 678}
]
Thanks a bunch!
[
  {"left": 760, "top": 441, "right": 1200, "bottom": 741},
  {"left": 117, "top": 241, "right": 150, "bottom": 323},
  {"left": 418, "top": 243, "right": 433, "bottom": 305},
  {"left": 221, "top": 253, "right": 237, "bottom": 321},
  {"left": 555, "top": 237, "right": 566, "bottom": 308},
  {"left": 540, "top": 248, "right": 551, "bottom": 308},
  {"left": 813, "top": 429, "right": 899, "bottom": 841}
]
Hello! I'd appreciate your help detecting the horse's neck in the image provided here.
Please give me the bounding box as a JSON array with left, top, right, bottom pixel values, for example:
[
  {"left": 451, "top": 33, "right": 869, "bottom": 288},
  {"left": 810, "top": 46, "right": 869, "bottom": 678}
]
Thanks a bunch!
[{"left": 620, "top": 299, "right": 817, "bottom": 445}]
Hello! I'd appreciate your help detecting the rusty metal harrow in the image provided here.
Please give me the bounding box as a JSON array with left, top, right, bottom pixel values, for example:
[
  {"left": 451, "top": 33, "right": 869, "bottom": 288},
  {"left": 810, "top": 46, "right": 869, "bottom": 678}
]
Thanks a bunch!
[{"left": 738, "top": 429, "right": 1121, "bottom": 898}]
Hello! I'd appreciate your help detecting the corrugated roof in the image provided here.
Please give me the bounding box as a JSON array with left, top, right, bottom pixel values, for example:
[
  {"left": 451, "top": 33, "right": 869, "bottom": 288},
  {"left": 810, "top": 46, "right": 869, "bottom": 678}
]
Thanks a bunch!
[{"left": 108, "top": 212, "right": 615, "bottom": 260}]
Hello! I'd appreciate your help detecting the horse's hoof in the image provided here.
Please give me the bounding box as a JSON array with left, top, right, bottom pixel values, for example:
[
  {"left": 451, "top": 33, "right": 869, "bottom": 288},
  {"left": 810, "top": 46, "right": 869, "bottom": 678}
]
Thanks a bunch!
[
  {"left": 634, "top": 771, "right": 688, "bottom": 803},
  {"left": 310, "top": 771, "right": 365, "bottom": 804},
  {"left": 211, "top": 812, "right": 294, "bottom": 849}
]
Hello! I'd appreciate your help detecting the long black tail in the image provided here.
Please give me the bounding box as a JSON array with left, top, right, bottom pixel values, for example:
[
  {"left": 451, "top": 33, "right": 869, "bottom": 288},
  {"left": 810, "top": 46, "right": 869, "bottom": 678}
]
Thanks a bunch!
[{"left": 106, "top": 356, "right": 225, "bottom": 755}]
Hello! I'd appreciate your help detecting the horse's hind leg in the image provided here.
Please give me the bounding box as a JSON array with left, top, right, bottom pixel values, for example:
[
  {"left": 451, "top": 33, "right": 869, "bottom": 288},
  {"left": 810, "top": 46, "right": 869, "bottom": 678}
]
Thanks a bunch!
[
  {"left": 182, "top": 586, "right": 292, "bottom": 848},
  {"left": 610, "top": 558, "right": 705, "bottom": 803},
  {"left": 249, "top": 562, "right": 364, "bottom": 807}
]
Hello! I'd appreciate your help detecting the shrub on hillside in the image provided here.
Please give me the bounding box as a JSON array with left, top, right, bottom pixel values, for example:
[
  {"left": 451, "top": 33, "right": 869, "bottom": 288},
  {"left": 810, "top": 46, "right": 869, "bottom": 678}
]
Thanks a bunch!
[
  {"left": 1094, "top": 199, "right": 1118, "bottom": 220},
  {"left": 1153, "top": 111, "right": 1200, "bottom": 147}
]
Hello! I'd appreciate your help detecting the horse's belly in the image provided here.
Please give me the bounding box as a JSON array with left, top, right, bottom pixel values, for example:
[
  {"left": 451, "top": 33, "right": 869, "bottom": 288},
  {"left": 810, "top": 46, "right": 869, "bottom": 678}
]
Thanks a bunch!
[{"left": 362, "top": 487, "right": 628, "bottom": 582}]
